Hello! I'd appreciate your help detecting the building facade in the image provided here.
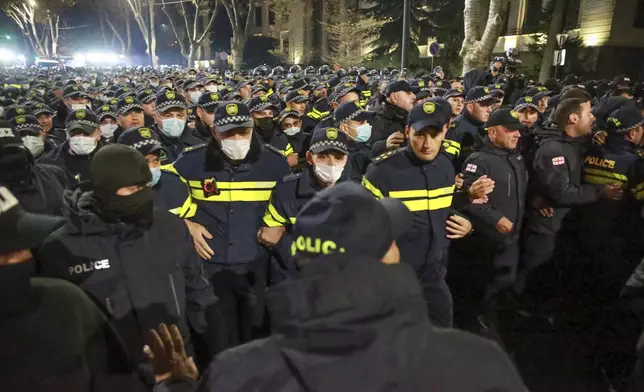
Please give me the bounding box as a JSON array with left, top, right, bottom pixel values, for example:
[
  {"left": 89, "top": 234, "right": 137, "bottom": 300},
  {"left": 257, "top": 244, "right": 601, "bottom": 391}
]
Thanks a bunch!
[{"left": 494, "top": 0, "right": 644, "bottom": 79}]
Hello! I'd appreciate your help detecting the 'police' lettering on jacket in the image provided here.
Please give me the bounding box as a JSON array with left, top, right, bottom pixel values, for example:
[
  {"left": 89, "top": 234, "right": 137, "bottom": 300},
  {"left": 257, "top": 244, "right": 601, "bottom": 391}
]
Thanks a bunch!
[
  {"left": 68, "top": 259, "right": 111, "bottom": 276},
  {"left": 291, "top": 236, "right": 345, "bottom": 256},
  {"left": 584, "top": 156, "right": 616, "bottom": 169}
]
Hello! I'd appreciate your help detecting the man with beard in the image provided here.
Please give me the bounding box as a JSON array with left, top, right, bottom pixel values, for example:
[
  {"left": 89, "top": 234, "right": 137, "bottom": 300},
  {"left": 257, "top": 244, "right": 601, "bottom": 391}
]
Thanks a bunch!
[
  {"left": 369, "top": 80, "right": 416, "bottom": 156},
  {"left": 36, "top": 144, "right": 222, "bottom": 376},
  {"left": 248, "top": 95, "right": 297, "bottom": 167},
  {"left": 0, "top": 119, "right": 69, "bottom": 215}
]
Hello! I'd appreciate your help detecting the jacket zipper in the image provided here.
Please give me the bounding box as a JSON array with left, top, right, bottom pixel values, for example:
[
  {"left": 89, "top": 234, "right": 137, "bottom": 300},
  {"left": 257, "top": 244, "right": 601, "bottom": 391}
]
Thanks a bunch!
[
  {"left": 169, "top": 274, "right": 181, "bottom": 316},
  {"left": 508, "top": 172, "right": 511, "bottom": 197}
]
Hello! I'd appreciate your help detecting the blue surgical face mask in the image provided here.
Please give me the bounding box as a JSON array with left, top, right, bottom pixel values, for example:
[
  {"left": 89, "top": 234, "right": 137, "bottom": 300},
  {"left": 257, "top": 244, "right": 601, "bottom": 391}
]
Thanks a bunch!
[
  {"left": 354, "top": 123, "right": 372, "bottom": 143},
  {"left": 150, "top": 167, "right": 162, "bottom": 186},
  {"left": 160, "top": 118, "right": 186, "bottom": 138}
]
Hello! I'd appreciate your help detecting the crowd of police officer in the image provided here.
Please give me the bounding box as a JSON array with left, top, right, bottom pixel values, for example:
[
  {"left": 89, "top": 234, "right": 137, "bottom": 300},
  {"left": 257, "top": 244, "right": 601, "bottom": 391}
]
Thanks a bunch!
[{"left": 1, "top": 60, "right": 644, "bottom": 391}]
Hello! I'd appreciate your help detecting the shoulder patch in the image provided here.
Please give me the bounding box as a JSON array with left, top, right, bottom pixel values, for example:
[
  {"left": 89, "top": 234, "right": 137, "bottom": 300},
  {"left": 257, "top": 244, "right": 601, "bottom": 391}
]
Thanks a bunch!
[
  {"left": 373, "top": 148, "right": 404, "bottom": 164},
  {"left": 182, "top": 143, "right": 207, "bottom": 153},
  {"left": 282, "top": 172, "right": 301, "bottom": 183},
  {"left": 465, "top": 163, "right": 477, "bottom": 172},
  {"left": 264, "top": 144, "right": 284, "bottom": 157}
]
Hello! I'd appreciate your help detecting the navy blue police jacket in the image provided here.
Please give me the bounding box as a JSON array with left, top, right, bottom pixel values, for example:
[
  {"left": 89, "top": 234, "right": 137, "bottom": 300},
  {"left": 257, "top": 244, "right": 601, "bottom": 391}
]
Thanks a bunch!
[
  {"left": 159, "top": 136, "right": 290, "bottom": 269},
  {"left": 153, "top": 254, "right": 526, "bottom": 392},
  {"left": 153, "top": 125, "right": 205, "bottom": 165},
  {"left": 35, "top": 186, "right": 219, "bottom": 366},
  {"left": 362, "top": 147, "right": 469, "bottom": 282},
  {"left": 443, "top": 109, "right": 487, "bottom": 171}
]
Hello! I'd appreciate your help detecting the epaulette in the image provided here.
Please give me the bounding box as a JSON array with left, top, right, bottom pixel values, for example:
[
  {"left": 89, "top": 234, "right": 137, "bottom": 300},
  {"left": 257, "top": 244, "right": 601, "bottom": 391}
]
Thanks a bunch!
[
  {"left": 282, "top": 172, "right": 301, "bottom": 183},
  {"left": 183, "top": 143, "right": 207, "bottom": 153},
  {"left": 264, "top": 144, "right": 284, "bottom": 157},
  {"left": 160, "top": 163, "right": 180, "bottom": 176},
  {"left": 373, "top": 148, "right": 404, "bottom": 164}
]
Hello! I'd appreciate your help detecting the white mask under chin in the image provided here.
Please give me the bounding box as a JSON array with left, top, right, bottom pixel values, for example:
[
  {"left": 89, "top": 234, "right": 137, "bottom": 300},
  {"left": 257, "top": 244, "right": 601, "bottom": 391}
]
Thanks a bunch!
[
  {"left": 283, "top": 126, "right": 301, "bottom": 136},
  {"left": 220, "top": 138, "right": 251, "bottom": 160},
  {"left": 314, "top": 163, "right": 345, "bottom": 184}
]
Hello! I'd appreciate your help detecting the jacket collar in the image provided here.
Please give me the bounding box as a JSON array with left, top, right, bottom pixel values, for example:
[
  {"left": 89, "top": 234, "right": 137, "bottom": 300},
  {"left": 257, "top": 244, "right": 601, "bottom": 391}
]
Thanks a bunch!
[
  {"left": 297, "top": 167, "right": 323, "bottom": 198},
  {"left": 482, "top": 139, "right": 512, "bottom": 156},
  {"left": 463, "top": 108, "right": 485, "bottom": 128},
  {"left": 381, "top": 101, "right": 409, "bottom": 122}
]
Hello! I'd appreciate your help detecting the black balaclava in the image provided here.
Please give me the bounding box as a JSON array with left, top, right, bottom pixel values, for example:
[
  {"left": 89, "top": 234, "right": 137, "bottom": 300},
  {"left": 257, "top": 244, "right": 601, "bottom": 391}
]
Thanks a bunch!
[
  {"left": 254, "top": 117, "right": 275, "bottom": 140},
  {"left": 89, "top": 144, "right": 153, "bottom": 224}
]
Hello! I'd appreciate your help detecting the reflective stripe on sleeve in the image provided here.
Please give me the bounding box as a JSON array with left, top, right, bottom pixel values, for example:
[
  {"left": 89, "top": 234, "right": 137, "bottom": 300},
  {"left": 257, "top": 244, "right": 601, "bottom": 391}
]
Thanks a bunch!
[{"left": 361, "top": 176, "right": 384, "bottom": 199}]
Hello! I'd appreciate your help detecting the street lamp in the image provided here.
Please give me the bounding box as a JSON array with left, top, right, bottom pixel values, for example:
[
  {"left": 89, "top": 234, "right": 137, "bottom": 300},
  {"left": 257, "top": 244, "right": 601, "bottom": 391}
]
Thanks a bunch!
[{"left": 28, "top": 0, "right": 36, "bottom": 7}]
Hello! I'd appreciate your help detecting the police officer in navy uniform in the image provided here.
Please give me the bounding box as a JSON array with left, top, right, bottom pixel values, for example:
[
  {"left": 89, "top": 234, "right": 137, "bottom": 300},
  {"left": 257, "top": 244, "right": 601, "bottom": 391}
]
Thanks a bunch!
[
  {"left": 443, "top": 86, "right": 496, "bottom": 170},
  {"left": 334, "top": 100, "right": 375, "bottom": 181},
  {"left": 449, "top": 109, "right": 528, "bottom": 343},
  {"left": 10, "top": 114, "right": 55, "bottom": 160},
  {"left": 276, "top": 108, "right": 310, "bottom": 170},
  {"left": 32, "top": 102, "right": 66, "bottom": 145},
  {"left": 0, "top": 119, "right": 69, "bottom": 215},
  {"left": 37, "top": 144, "right": 222, "bottom": 374},
  {"left": 159, "top": 101, "right": 289, "bottom": 347},
  {"left": 113, "top": 96, "right": 146, "bottom": 142},
  {"left": 259, "top": 126, "right": 350, "bottom": 280},
  {"left": 40, "top": 108, "right": 106, "bottom": 183},
  {"left": 152, "top": 90, "right": 204, "bottom": 164},
  {"left": 362, "top": 98, "right": 491, "bottom": 328},
  {"left": 95, "top": 104, "right": 119, "bottom": 143},
  {"left": 570, "top": 105, "right": 644, "bottom": 389},
  {"left": 137, "top": 88, "right": 157, "bottom": 127},
  {"left": 248, "top": 95, "right": 295, "bottom": 162},
  {"left": 194, "top": 92, "right": 221, "bottom": 142}
]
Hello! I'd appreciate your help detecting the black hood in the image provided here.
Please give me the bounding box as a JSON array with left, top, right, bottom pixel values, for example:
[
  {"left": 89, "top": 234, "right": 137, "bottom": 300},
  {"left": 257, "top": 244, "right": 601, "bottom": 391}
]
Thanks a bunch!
[
  {"left": 267, "top": 254, "right": 432, "bottom": 391},
  {"left": 61, "top": 184, "right": 148, "bottom": 239}
]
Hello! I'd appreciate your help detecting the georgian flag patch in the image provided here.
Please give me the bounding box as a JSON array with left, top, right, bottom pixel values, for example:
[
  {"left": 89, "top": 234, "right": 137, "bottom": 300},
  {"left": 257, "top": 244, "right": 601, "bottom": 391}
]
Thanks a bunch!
[
  {"left": 552, "top": 156, "right": 565, "bottom": 166},
  {"left": 465, "top": 163, "right": 478, "bottom": 172}
]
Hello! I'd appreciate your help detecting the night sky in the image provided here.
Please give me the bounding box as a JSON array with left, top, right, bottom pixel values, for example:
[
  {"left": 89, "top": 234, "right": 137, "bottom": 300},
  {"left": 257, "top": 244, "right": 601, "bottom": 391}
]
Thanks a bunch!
[{"left": 0, "top": 1, "right": 233, "bottom": 65}]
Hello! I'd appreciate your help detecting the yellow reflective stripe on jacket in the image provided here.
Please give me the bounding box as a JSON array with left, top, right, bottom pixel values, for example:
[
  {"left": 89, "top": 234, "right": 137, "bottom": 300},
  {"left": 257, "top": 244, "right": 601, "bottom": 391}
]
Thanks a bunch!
[
  {"left": 186, "top": 181, "right": 277, "bottom": 190},
  {"left": 631, "top": 181, "right": 644, "bottom": 200},
  {"left": 192, "top": 189, "right": 272, "bottom": 202},
  {"left": 361, "top": 176, "right": 384, "bottom": 199},
  {"left": 442, "top": 139, "right": 461, "bottom": 157},
  {"left": 584, "top": 167, "right": 628, "bottom": 184},
  {"left": 402, "top": 196, "right": 454, "bottom": 212},
  {"left": 389, "top": 185, "right": 455, "bottom": 212},
  {"left": 283, "top": 143, "right": 295, "bottom": 156},
  {"left": 263, "top": 203, "right": 287, "bottom": 227}
]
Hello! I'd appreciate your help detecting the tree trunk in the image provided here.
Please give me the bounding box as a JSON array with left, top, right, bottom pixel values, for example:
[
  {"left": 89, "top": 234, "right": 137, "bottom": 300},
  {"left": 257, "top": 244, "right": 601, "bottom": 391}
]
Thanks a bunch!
[
  {"left": 231, "top": 35, "right": 245, "bottom": 70},
  {"left": 539, "top": 0, "right": 566, "bottom": 82},
  {"left": 460, "top": 0, "right": 508, "bottom": 74},
  {"left": 99, "top": 13, "right": 109, "bottom": 49},
  {"left": 148, "top": 0, "right": 158, "bottom": 66}
]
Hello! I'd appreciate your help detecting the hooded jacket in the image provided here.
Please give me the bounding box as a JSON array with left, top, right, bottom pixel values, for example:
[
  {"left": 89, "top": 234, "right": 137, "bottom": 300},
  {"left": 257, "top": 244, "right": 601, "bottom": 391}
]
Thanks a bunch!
[
  {"left": 0, "top": 261, "right": 147, "bottom": 392},
  {"left": 36, "top": 186, "right": 220, "bottom": 365},
  {"left": 155, "top": 254, "right": 525, "bottom": 392}
]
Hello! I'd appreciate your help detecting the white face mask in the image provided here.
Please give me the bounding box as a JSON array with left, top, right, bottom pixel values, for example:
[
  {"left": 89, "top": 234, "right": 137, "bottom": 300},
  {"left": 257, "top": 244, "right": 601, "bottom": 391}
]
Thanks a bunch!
[
  {"left": 205, "top": 85, "right": 218, "bottom": 92},
  {"left": 189, "top": 91, "right": 202, "bottom": 104},
  {"left": 82, "top": 83, "right": 90, "bottom": 90},
  {"left": 71, "top": 103, "right": 88, "bottom": 111},
  {"left": 100, "top": 124, "right": 118, "bottom": 139},
  {"left": 22, "top": 136, "right": 45, "bottom": 157},
  {"left": 283, "top": 126, "right": 301, "bottom": 136},
  {"left": 220, "top": 137, "right": 251, "bottom": 160},
  {"left": 69, "top": 135, "right": 97, "bottom": 155},
  {"left": 314, "top": 162, "right": 345, "bottom": 184},
  {"left": 150, "top": 81, "right": 159, "bottom": 87},
  {"left": 36, "top": 89, "right": 45, "bottom": 95}
]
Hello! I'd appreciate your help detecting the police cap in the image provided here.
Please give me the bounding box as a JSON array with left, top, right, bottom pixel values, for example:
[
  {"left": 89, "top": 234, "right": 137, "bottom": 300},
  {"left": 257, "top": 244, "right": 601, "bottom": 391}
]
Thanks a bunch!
[
  {"left": 408, "top": 97, "right": 452, "bottom": 131},
  {"left": 487, "top": 108, "right": 525, "bottom": 131},
  {"left": 291, "top": 182, "right": 412, "bottom": 260}
]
